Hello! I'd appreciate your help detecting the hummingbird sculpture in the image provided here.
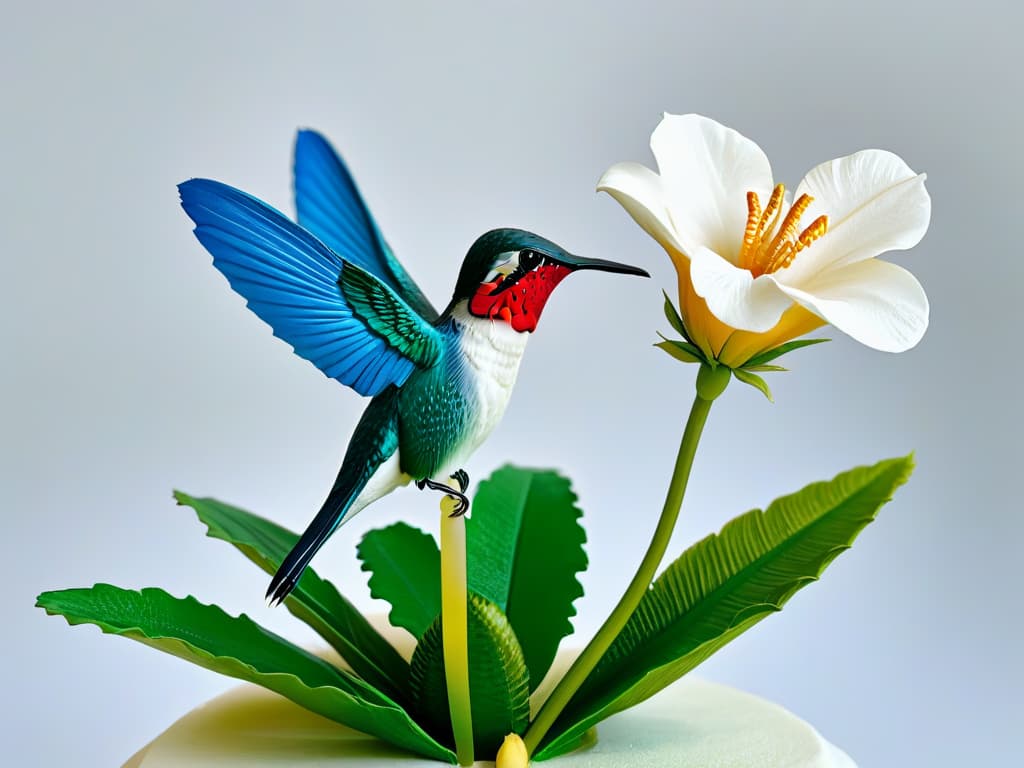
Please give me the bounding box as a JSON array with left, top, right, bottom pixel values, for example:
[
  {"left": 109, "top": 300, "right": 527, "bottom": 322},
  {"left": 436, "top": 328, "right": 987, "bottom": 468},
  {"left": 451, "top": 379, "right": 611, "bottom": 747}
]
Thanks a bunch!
[{"left": 179, "top": 130, "right": 648, "bottom": 604}]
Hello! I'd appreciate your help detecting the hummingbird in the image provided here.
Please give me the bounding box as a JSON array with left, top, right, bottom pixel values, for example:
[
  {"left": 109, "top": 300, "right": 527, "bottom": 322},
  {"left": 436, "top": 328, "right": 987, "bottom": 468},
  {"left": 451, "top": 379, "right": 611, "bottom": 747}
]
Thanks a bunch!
[{"left": 178, "top": 130, "right": 648, "bottom": 604}]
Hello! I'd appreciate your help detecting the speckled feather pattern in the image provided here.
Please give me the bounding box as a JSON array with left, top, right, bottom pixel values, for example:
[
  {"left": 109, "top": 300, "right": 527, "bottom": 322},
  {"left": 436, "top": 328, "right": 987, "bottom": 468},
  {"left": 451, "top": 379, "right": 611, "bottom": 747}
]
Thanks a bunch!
[{"left": 396, "top": 304, "right": 528, "bottom": 479}]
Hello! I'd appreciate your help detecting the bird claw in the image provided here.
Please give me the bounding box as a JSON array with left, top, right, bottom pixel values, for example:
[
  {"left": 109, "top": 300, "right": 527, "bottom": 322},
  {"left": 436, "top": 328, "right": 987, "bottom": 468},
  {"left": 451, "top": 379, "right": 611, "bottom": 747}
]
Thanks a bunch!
[
  {"left": 416, "top": 470, "right": 471, "bottom": 517},
  {"left": 450, "top": 469, "right": 469, "bottom": 493},
  {"left": 447, "top": 494, "right": 470, "bottom": 518}
]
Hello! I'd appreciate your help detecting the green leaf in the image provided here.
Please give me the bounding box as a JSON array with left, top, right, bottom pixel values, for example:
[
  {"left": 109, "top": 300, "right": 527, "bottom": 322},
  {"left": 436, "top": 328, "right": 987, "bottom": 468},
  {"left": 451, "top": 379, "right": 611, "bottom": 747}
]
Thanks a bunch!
[
  {"left": 732, "top": 367, "right": 773, "bottom": 401},
  {"left": 174, "top": 492, "right": 409, "bottom": 700},
  {"left": 538, "top": 456, "right": 914, "bottom": 759},
  {"left": 410, "top": 592, "right": 530, "bottom": 758},
  {"left": 36, "top": 584, "right": 454, "bottom": 763},
  {"left": 743, "top": 364, "right": 787, "bottom": 373},
  {"left": 655, "top": 339, "right": 704, "bottom": 364},
  {"left": 661, "top": 290, "right": 691, "bottom": 342},
  {"left": 743, "top": 337, "right": 830, "bottom": 367},
  {"left": 357, "top": 523, "right": 441, "bottom": 639},
  {"left": 467, "top": 466, "right": 587, "bottom": 689}
]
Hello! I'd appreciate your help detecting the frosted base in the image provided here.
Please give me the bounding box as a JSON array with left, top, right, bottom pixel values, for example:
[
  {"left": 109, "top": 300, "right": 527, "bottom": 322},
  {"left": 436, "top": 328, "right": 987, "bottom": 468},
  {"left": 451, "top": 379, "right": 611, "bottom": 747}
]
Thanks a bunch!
[{"left": 124, "top": 676, "right": 855, "bottom": 767}]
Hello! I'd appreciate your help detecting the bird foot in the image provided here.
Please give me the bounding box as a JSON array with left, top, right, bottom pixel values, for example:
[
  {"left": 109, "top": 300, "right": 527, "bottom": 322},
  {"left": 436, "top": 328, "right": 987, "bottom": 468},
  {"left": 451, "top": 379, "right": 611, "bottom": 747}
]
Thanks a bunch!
[
  {"left": 416, "top": 470, "right": 471, "bottom": 517},
  {"left": 451, "top": 469, "right": 469, "bottom": 493}
]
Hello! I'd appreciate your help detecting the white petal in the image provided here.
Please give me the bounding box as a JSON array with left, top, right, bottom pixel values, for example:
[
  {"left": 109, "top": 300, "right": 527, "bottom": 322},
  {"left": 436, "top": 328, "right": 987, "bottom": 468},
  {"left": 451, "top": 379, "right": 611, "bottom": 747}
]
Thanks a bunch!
[
  {"left": 689, "top": 246, "right": 793, "bottom": 332},
  {"left": 774, "top": 258, "right": 929, "bottom": 352},
  {"left": 784, "top": 149, "right": 931, "bottom": 282},
  {"left": 651, "top": 114, "right": 774, "bottom": 262},
  {"left": 597, "top": 161, "right": 685, "bottom": 253}
]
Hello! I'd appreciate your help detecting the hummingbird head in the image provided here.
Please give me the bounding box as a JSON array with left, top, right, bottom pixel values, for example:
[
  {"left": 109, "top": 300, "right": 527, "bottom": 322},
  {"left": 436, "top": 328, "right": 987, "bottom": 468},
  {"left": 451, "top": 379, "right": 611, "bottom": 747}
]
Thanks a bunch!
[{"left": 450, "top": 228, "right": 649, "bottom": 332}]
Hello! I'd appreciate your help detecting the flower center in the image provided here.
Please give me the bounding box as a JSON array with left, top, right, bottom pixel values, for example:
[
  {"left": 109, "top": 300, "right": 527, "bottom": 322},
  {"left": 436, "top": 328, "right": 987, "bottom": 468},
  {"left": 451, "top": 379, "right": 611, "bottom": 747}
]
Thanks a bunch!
[{"left": 737, "top": 184, "right": 828, "bottom": 277}]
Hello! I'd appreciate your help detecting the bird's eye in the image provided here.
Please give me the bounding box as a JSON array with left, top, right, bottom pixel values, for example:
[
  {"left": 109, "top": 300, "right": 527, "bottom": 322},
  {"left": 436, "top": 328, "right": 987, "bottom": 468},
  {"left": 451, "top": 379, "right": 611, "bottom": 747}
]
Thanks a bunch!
[{"left": 519, "top": 249, "right": 542, "bottom": 271}]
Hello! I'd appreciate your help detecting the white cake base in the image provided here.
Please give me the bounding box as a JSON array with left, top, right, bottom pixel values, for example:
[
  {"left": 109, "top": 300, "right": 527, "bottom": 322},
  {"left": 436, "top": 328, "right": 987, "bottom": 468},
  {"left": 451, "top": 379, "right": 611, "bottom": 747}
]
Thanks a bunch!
[{"left": 124, "top": 676, "right": 855, "bottom": 767}]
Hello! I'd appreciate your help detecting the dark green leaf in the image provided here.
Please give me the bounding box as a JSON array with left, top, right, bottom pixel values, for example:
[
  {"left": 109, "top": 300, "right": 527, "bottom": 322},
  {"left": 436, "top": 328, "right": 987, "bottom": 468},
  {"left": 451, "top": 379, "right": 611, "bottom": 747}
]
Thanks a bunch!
[
  {"left": 467, "top": 467, "right": 587, "bottom": 689},
  {"left": 37, "top": 584, "right": 453, "bottom": 762},
  {"left": 743, "top": 337, "right": 830, "bottom": 367},
  {"left": 175, "top": 492, "right": 408, "bottom": 699},
  {"left": 732, "top": 368, "right": 773, "bottom": 401},
  {"left": 410, "top": 592, "right": 530, "bottom": 759},
  {"left": 538, "top": 457, "right": 914, "bottom": 758},
  {"left": 661, "top": 290, "right": 691, "bottom": 342},
  {"left": 655, "top": 339, "right": 704, "bottom": 365},
  {"left": 358, "top": 523, "right": 441, "bottom": 639}
]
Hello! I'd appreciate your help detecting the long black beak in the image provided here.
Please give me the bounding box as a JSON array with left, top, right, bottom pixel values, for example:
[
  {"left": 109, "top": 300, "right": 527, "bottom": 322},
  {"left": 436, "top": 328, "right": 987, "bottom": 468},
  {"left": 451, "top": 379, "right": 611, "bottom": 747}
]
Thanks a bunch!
[{"left": 559, "top": 253, "right": 650, "bottom": 277}]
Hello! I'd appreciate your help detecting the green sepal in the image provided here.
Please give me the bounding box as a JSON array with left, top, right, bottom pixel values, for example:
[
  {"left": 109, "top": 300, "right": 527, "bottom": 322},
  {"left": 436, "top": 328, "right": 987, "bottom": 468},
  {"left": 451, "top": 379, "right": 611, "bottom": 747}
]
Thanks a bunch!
[
  {"left": 732, "top": 368, "right": 773, "bottom": 401},
  {"left": 36, "top": 584, "right": 454, "bottom": 763},
  {"left": 661, "top": 290, "right": 693, "bottom": 343},
  {"left": 743, "top": 337, "right": 830, "bottom": 367},
  {"left": 467, "top": 466, "right": 587, "bottom": 690},
  {"left": 655, "top": 337, "right": 705, "bottom": 365},
  {"left": 357, "top": 523, "right": 441, "bottom": 639},
  {"left": 410, "top": 593, "right": 531, "bottom": 759},
  {"left": 536, "top": 456, "right": 914, "bottom": 759},
  {"left": 743, "top": 364, "right": 787, "bottom": 373},
  {"left": 174, "top": 492, "right": 409, "bottom": 699}
]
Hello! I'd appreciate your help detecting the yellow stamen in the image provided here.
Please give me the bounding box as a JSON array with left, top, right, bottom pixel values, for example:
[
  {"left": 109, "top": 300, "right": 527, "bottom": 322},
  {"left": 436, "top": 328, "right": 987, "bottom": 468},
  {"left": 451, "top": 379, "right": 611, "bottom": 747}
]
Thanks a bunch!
[
  {"left": 765, "top": 241, "right": 795, "bottom": 274},
  {"left": 756, "top": 184, "right": 785, "bottom": 246},
  {"left": 766, "top": 193, "right": 813, "bottom": 260},
  {"left": 739, "top": 185, "right": 829, "bottom": 277},
  {"left": 738, "top": 191, "right": 762, "bottom": 270},
  {"left": 797, "top": 214, "right": 828, "bottom": 251}
]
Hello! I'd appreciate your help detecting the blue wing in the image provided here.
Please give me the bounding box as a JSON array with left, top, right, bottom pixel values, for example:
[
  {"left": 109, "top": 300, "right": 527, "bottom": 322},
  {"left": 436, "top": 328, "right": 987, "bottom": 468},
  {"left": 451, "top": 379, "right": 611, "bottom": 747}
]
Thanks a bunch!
[
  {"left": 293, "top": 129, "right": 439, "bottom": 322},
  {"left": 179, "top": 179, "right": 442, "bottom": 397}
]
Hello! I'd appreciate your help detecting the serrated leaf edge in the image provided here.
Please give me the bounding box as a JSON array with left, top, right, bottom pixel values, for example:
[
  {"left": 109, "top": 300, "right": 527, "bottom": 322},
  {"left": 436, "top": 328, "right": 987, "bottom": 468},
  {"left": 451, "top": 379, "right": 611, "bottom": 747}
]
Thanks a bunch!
[
  {"left": 537, "top": 457, "right": 913, "bottom": 757},
  {"left": 37, "top": 585, "right": 455, "bottom": 762}
]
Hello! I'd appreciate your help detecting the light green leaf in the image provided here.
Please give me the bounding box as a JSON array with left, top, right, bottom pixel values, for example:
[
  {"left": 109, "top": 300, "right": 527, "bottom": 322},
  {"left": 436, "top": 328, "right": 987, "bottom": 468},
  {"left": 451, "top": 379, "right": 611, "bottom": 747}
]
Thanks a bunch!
[
  {"left": 36, "top": 584, "right": 453, "bottom": 763},
  {"left": 410, "top": 592, "right": 530, "bottom": 759},
  {"left": 743, "top": 364, "right": 787, "bottom": 373},
  {"left": 467, "top": 467, "right": 587, "bottom": 689},
  {"left": 662, "top": 290, "right": 691, "bottom": 342},
  {"left": 357, "top": 523, "right": 441, "bottom": 639},
  {"left": 655, "top": 339, "right": 704, "bottom": 364},
  {"left": 538, "top": 456, "right": 914, "bottom": 759},
  {"left": 175, "top": 492, "right": 409, "bottom": 700},
  {"left": 733, "top": 367, "right": 773, "bottom": 401},
  {"left": 743, "top": 337, "right": 830, "bottom": 367}
]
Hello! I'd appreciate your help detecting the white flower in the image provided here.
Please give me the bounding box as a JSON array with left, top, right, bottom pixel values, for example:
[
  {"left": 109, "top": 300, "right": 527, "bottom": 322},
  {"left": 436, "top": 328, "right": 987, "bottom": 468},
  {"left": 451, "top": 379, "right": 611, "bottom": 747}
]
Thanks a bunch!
[{"left": 599, "top": 114, "right": 930, "bottom": 366}]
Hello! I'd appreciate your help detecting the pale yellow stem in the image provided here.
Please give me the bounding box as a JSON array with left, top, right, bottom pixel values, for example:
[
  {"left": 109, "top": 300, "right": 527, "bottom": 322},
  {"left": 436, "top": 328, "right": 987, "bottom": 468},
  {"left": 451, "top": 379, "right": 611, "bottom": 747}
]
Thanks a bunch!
[{"left": 440, "top": 486, "right": 474, "bottom": 766}]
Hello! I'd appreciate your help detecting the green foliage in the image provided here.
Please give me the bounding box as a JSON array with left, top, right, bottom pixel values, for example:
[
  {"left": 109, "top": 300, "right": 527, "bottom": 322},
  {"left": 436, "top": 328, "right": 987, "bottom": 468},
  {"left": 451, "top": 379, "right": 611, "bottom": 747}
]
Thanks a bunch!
[
  {"left": 467, "top": 467, "right": 587, "bottom": 689},
  {"left": 744, "top": 364, "right": 787, "bottom": 373},
  {"left": 175, "top": 492, "right": 409, "bottom": 700},
  {"left": 358, "top": 522, "right": 441, "bottom": 638},
  {"left": 655, "top": 338, "right": 704, "bottom": 364},
  {"left": 39, "top": 457, "right": 913, "bottom": 765},
  {"left": 655, "top": 292, "right": 830, "bottom": 377},
  {"left": 661, "top": 290, "right": 692, "bottom": 342},
  {"left": 732, "top": 367, "right": 773, "bottom": 401},
  {"left": 743, "top": 337, "right": 830, "bottom": 367},
  {"left": 410, "top": 592, "right": 531, "bottom": 759},
  {"left": 36, "top": 584, "right": 453, "bottom": 763},
  {"left": 536, "top": 456, "right": 913, "bottom": 759},
  {"left": 657, "top": 293, "right": 710, "bottom": 366}
]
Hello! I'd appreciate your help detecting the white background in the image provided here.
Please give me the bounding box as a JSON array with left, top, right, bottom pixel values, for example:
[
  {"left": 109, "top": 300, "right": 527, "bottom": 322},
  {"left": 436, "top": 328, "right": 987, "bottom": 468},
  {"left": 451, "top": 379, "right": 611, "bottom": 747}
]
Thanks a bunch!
[{"left": 4, "top": 2, "right": 1020, "bottom": 765}]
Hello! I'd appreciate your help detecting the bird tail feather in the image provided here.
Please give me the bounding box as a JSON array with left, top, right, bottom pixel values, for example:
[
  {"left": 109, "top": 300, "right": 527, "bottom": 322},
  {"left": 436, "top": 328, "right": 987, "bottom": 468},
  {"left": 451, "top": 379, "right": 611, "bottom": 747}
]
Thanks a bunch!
[
  {"left": 266, "top": 388, "right": 401, "bottom": 606},
  {"left": 265, "top": 483, "right": 356, "bottom": 605}
]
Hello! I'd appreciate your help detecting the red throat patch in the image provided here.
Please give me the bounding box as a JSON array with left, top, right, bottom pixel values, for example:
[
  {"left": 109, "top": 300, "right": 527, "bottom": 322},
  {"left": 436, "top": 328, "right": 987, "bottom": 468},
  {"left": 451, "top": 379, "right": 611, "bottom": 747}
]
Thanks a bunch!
[{"left": 468, "top": 264, "right": 572, "bottom": 332}]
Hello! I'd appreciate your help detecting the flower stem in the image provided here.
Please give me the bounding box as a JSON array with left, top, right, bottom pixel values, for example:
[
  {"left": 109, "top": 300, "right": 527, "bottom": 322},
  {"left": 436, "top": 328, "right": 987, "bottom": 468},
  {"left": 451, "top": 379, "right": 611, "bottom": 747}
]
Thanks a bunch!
[
  {"left": 522, "top": 374, "right": 721, "bottom": 755},
  {"left": 440, "top": 487, "right": 474, "bottom": 766}
]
